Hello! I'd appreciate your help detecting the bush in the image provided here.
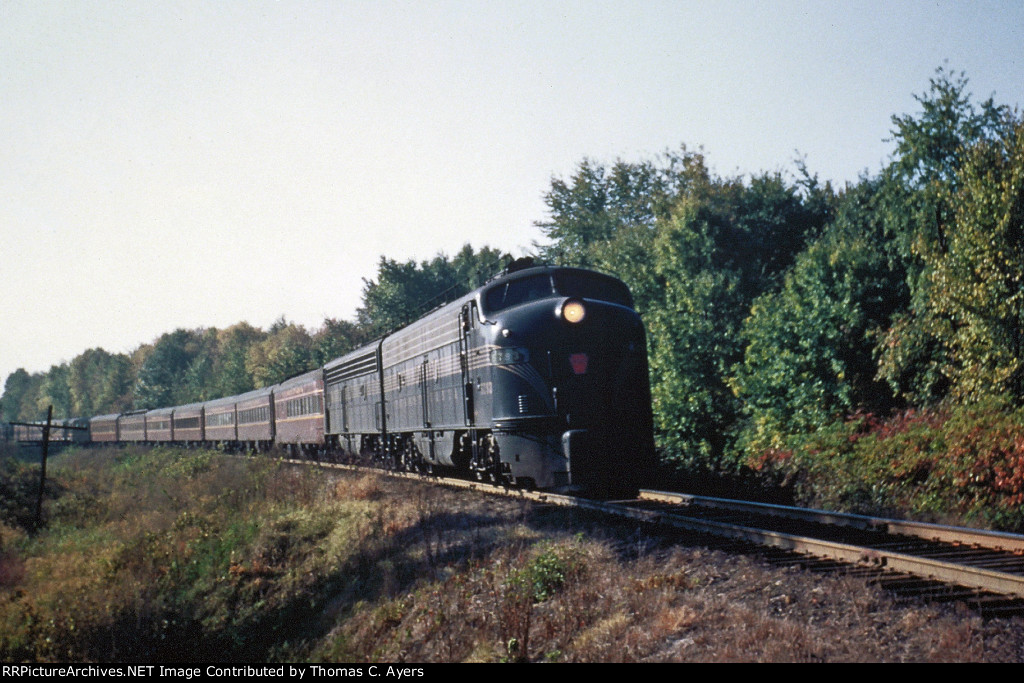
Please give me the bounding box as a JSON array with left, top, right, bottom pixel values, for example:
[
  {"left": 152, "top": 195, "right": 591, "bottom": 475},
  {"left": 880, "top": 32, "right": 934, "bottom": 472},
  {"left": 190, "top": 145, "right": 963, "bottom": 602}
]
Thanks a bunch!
[{"left": 748, "top": 397, "right": 1024, "bottom": 530}]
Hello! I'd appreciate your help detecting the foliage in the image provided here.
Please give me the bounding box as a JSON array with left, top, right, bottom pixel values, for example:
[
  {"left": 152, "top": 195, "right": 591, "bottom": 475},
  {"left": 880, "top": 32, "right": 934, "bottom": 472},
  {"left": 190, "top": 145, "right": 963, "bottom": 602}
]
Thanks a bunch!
[
  {"left": 206, "top": 323, "right": 263, "bottom": 398},
  {"left": 356, "top": 244, "right": 508, "bottom": 334},
  {"left": 922, "top": 118, "right": 1024, "bottom": 401},
  {"left": 877, "top": 68, "right": 1016, "bottom": 404},
  {"left": 0, "top": 457, "right": 44, "bottom": 532},
  {"left": 535, "top": 148, "right": 710, "bottom": 267},
  {"left": 731, "top": 229, "right": 902, "bottom": 454},
  {"left": 747, "top": 398, "right": 1024, "bottom": 531},
  {"left": 312, "top": 318, "right": 370, "bottom": 367},
  {"left": 134, "top": 329, "right": 215, "bottom": 408},
  {"left": 548, "top": 155, "right": 828, "bottom": 470},
  {"left": 1, "top": 370, "right": 44, "bottom": 422},
  {"left": 245, "top": 320, "right": 314, "bottom": 387}
]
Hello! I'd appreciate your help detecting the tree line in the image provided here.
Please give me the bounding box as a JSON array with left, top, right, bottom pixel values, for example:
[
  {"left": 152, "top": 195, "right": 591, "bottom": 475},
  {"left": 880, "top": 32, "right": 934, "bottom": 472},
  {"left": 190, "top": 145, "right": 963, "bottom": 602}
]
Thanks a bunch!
[
  {"left": 534, "top": 68, "right": 1024, "bottom": 525},
  {"left": 5, "top": 68, "right": 1024, "bottom": 525},
  {"left": 0, "top": 245, "right": 506, "bottom": 421}
]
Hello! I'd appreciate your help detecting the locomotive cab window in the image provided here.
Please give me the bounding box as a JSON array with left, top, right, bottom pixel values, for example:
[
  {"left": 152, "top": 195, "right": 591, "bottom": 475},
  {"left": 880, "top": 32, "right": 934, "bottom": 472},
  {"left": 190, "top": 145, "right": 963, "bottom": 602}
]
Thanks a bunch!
[
  {"left": 553, "top": 272, "right": 633, "bottom": 308},
  {"left": 484, "top": 274, "right": 554, "bottom": 312}
]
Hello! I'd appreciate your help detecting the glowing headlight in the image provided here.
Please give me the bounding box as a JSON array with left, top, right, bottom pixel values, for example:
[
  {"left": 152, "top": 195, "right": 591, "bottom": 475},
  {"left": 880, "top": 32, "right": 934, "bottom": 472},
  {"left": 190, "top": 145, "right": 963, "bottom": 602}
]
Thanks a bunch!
[{"left": 561, "top": 299, "right": 586, "bottom": 323}]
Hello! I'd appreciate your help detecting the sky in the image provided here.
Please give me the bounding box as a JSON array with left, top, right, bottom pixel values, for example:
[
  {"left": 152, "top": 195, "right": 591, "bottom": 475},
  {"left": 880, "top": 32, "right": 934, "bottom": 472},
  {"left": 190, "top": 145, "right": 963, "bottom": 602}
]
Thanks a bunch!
[{"left": 2, "top": 0, "right": 1023, "bottom": 392}]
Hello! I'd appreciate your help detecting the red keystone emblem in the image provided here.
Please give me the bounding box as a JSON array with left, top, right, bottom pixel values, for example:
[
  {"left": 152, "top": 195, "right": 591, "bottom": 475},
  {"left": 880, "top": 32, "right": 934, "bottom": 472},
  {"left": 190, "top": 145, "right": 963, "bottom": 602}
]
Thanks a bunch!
[{"left": 569, "top": 353, "right": 589, "bottom": 375}]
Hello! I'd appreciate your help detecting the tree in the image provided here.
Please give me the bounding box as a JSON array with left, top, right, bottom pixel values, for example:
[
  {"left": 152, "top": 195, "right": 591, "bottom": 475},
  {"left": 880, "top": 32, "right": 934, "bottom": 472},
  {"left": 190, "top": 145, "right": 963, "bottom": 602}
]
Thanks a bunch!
[
  {"left": 312, "top": 318, "right": 370, "bottom": 366},
  {"left": 535, "top": 147, "right": 710, "bottom": 266},
  {"left": 646, "top": 199, "right": 745, "bottom": 468},
  {"left": 877, "top": 68, "right": 1014, "bottom": 404},
  {"left": 923, "top": 116, "right": 1024, "bottom": 401},
  {"left": 246, "top": 322, "right": 313, "bottom": 387},
  {"left": 211, "top": 322, "right": 266, "bottom": 397},
  {"left": 95, "top": 354, "right": 135, "bottom": 414},
  {"left": 134, "top": 329, "right": 208, "bottom": 408},
  {"left": 356, "top": 245, "right": 508, "bottom": 334},
  {"left": 37, "top": 364, "right": 72, "bottom": 418},
  {"left": 730, "top": 231, "right": 902, "bottom": 453},
  {"left": 1, "top": 369, "right": 32, "bottom": 422}
]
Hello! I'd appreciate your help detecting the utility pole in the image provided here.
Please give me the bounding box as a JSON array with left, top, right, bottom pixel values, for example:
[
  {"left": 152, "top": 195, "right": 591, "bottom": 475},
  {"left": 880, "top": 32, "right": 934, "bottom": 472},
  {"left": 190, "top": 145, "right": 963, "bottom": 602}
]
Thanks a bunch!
[{"left": 34, "top": 405, "right": 53, "bottom": 531}]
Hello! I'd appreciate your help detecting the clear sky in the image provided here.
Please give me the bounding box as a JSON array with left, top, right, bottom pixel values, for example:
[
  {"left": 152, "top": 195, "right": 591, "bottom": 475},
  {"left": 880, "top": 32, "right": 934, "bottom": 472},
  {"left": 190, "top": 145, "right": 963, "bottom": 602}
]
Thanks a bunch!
[{"left": 2, "top": 0, "right": 1023, "bottom": 391}]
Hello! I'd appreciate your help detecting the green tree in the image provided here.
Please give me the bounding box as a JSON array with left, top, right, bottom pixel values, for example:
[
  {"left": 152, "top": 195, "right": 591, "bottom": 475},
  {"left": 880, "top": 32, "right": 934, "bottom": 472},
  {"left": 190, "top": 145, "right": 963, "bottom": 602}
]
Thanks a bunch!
[
  {"left": 730, "top": 231, "right": 901, "bottom": 454},
  {"left": 646, "top": 200, "right": 745, "bottom": 467},
  {"left": 246, "top": 322, "right": 314, "bottom": 387},
  {"left": 37, "top": 364, "right": 72, "bottom": 418},
  {"left": 95, "top": 353, "right": 135, "bottom": 414},
  {"left": 134, "top": 329, "right": 207, "bottom": 408},
  {"left": 1, "top": 369, "right": 32, "bottom": 422},
  {"left": 923, "top": 117, "right": 1024, "bottom": 401},
  {"left": 212, "top": 322, "right": 266, "bottom": 397},
  {"left": 536, "top": 147, "right": 710, "bottom": 266},
  {"left": 357, "top": 245, "right": 508, "bottom": 334},
  {"left": 69, "top": 348, "right": 137, "bottom": 416},
  {"left": 877, "top": 67, "right": 1013, "bottom": 403},
  {"left": 312, "top": 318, "right": 370, "bottom": 366}
]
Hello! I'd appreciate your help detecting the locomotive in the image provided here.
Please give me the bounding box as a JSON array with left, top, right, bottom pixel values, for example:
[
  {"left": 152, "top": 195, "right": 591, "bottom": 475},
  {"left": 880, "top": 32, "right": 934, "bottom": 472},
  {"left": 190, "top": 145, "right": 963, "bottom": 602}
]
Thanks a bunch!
[{"left": 13, "top": 263, "right": 657, "bottom": 497}]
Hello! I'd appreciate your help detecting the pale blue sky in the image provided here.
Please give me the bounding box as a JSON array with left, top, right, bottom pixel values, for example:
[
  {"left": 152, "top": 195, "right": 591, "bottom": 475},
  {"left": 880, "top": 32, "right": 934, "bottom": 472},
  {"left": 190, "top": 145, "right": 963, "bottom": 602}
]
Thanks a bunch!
[{"left": 2, "top": 0, "right": 1023, "bottom": 391}]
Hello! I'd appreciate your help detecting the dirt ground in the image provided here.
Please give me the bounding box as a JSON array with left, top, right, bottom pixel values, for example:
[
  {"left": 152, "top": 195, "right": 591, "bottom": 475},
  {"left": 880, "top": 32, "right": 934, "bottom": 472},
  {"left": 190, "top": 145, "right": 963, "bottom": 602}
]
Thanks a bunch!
[{"left": 315, "top": 473, "right": 1024, "bottom": 662}]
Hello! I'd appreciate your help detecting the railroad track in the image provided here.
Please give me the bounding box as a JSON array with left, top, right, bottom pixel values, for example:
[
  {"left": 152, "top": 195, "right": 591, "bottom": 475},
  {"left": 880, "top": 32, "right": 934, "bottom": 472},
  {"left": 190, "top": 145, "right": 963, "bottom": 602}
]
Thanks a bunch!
[{"left": 297, "top": 456, "right": 1024, "bottom": 613}]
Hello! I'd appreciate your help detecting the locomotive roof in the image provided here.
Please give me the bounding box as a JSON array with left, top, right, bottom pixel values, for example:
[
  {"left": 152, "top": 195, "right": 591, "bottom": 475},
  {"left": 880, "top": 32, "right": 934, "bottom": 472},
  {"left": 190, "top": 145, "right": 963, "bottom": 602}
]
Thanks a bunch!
[{"left": 320, "top": 265, "right": 630, "bottom": 372}]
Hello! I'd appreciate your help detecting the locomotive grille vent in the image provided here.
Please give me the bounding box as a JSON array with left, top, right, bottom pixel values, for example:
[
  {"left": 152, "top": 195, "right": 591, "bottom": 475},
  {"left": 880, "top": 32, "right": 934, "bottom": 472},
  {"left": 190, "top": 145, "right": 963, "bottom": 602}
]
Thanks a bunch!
[{"left": 518, "top": 395, "right": 530, "bottom": 414}]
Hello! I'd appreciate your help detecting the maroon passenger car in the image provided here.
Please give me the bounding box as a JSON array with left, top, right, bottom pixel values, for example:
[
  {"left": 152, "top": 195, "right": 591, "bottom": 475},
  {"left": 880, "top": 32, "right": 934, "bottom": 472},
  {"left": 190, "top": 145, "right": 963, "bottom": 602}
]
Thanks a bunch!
[
  {"left": 235, "top": 386, "right": 275, "bottom": 452},
  {"left": 273, "top": 369, "right": 325, "bottom": 455}
]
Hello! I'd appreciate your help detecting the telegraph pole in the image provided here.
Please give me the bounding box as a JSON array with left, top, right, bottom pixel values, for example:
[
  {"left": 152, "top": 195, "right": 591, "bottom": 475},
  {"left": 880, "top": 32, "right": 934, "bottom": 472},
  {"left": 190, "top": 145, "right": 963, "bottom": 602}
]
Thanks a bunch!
[{"left": 34, "top": 405, "right": 53, "bottom": 531}]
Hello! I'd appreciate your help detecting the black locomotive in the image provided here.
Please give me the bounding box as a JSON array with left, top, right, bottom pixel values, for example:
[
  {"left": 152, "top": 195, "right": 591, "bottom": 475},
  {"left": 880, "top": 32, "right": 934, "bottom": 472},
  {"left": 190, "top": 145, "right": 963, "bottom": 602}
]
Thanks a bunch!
[
  {"left": 8, "top": 263, "right": 657, "bottom": 497},
  {"left": 325, "top": 261, "right": 656, "bottom": 495}
]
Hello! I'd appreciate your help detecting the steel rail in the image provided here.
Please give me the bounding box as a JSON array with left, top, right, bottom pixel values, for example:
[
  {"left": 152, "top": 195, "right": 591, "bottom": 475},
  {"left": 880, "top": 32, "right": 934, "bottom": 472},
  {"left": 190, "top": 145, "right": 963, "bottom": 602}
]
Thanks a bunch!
[
  {"left": 637, "top": 489, "right": 1024, "bottom": 554},
  {"left": 293, "top": 458, "right": 1024, "bottom": 600}
]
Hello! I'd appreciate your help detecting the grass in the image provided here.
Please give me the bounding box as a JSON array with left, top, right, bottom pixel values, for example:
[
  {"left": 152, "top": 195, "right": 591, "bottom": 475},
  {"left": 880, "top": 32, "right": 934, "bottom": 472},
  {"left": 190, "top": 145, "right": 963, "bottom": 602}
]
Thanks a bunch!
[{"left": 1, "top": 445, "right": 1023, "bottom": 662}]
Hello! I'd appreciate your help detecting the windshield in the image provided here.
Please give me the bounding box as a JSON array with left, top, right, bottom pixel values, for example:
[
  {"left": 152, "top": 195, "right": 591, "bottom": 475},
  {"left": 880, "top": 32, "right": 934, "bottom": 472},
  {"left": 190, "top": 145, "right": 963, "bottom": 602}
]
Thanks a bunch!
[
  {"left": 484, "top": 271, "right": 634, "bottom": 313},
  {"left": 484, "top": 274, "right": 554, "bottom": 312},
  {"left": 553, "top": 271, "right": 633, "bottom": 308}
]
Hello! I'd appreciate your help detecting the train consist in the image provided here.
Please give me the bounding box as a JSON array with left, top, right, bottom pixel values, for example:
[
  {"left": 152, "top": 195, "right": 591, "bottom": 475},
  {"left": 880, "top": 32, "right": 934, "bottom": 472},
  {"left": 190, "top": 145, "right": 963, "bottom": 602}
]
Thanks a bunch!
[{"left": 7, "top": 263, "right": 657, "bottom": 496}]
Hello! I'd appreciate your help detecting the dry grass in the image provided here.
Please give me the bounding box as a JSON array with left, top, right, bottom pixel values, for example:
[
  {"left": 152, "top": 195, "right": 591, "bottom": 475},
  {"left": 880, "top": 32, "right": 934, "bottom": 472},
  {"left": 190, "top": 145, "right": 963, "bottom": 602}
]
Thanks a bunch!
[{"left": 2, "top": 447, "right": 1023, "bottom": 662}]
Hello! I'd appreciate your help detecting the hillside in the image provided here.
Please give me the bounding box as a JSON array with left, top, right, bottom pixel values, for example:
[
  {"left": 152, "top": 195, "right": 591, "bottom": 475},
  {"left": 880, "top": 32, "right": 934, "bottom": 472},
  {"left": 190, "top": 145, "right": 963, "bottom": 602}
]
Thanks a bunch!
[{"left": 1, "top": 446, "right": 1023, "bottom": 662}]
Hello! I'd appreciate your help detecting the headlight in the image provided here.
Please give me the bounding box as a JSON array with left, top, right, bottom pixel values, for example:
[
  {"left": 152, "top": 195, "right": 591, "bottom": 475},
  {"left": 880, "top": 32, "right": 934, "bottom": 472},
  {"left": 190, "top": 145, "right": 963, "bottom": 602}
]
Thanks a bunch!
[{"left": 561, "top": 298, "right": 586, "bottom": 323}]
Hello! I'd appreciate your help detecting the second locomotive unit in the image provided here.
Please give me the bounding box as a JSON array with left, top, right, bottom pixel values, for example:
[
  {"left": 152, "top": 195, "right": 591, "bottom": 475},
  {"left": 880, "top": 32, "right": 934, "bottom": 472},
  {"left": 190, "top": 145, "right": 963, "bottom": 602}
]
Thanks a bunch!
[{"left": 324, "top": 261, "right": 656, "bottom": 495}]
